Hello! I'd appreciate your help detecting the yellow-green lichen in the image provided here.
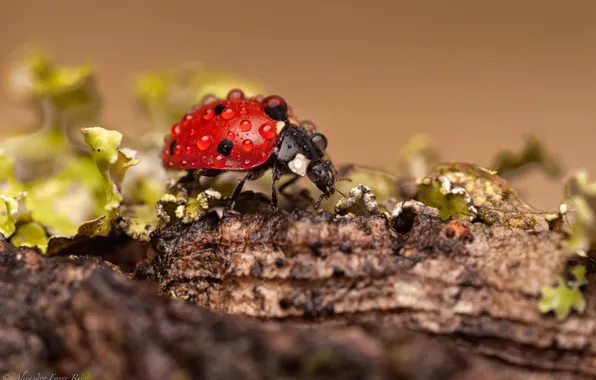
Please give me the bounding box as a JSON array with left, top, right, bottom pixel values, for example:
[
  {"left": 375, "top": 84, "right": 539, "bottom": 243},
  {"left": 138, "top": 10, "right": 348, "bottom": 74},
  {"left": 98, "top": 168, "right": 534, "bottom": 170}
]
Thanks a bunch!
[{"left": 538, "top": 265, "right": 587, "bottom": 321}]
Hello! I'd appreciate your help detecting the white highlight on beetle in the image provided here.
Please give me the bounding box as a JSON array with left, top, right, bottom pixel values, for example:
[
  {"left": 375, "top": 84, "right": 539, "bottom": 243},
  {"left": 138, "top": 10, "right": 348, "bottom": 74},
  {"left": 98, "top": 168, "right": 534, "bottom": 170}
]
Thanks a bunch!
[
  {"left": 288, "top": 153, "right": 310, "bottom": 176},
  {"left": 276, "top": 121, "right": 286, "bottom": 133}
]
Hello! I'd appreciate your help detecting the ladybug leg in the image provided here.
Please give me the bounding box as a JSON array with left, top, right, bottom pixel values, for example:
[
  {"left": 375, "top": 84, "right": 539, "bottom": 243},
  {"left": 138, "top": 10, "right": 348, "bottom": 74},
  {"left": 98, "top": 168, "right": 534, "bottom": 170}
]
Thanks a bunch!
[
  {"left": 270, "top": 165, "right": 283, "bottom": 208},
  {"left": 225, "top": 172, "right": 252, "bottom": 211}
]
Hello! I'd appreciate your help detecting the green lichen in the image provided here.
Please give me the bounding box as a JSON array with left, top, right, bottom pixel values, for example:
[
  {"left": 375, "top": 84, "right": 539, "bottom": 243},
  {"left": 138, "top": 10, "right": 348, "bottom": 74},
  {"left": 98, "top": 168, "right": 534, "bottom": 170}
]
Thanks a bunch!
[
  {"left": 561, "top": 170, "right": 596, "bottom": 255},
  {"left": 46, "top": 127, "right": 139, "bottom": 255},
  {"left": 396, "top": 134, "right": 441, "bottom": 179},
  {"left": 169, "top": 290, "right": 190, "bottom": 301},
  {"left": 538, "top": 265, "right": 587, "bottom": 321},
  {"left": 156, "top": 188, "right": 221, "bottom": 225},
  {"left": 491, "top": 135, "right": 563, "bottom": 179},
  {"left": 419, "top": 163, "right": 548, "bottom": 230},
  {"left": 10, "top": 222, "right": 49, "bottom": 253},
  {"left": 416, "top": 175, "right": 476, "bottom": 221}
]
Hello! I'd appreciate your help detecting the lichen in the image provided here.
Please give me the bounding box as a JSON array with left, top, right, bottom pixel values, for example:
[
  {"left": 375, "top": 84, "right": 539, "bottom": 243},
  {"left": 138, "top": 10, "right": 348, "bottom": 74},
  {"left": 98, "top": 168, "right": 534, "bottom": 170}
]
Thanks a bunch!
[
  {"left": 538, "top": 265, "right": 587, "bottom": 321},
  {"left": 418, "top": 163, "right": 549, "bottom": 230}
]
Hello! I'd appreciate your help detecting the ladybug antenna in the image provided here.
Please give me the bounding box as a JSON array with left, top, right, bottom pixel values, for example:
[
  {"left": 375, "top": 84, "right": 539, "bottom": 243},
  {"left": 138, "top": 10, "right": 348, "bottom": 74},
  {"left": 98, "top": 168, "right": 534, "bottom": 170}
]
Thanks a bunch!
[
  {"left": 337, "top": 177, "right": 353, "bottom": 183},
  {"left": 335, "top": 188, "right": 346, "bottom": 197}
]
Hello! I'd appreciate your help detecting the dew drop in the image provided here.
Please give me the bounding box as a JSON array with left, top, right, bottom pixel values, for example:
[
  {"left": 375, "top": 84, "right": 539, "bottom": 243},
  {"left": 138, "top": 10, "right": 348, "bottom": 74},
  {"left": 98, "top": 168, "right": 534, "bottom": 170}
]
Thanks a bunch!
[
  {"left": 227, "top": 131, "right": 235, "bottom": 140},
  {"left": 227, "top": 89, "right": 245, "bottom": 100},
  {"left": 197, "top": 135, "right": 212, "bottom": 150},
  {"left": 259, "top": 123, "right": 277, "bottom": 140},
  {"left": 240, "top": 120, "right": 252, "bottom": 132},
  {"left": 181, "top": 160, "right": 188, "bottom": 166},
  {"left": 185, "top": 146, "right": 193, "bottom": 155},
  {"left": 242, "top": 139, "right": 254, "bottom": 152},
  {"left": 244, "top": 159, "right": 251, "bottom": 166},
  {"left": 203, "top": 108, "right": 214, "bottom": 120},
  {"left": 214, "top": 155, "right": 225, "bottom": 168},
  {"left": 222, "top": 107, "right": 236, "bottom": 120},
  {"left": 167, "top": 161, "right": 175, "bottom": 167},
  {"left": 171, "top": 123, "right": 182, "bottom": 136},
  {"left": 182, "top": 114, "right": 193, "bottom": 127},
  {"left": 189, "top": 127, "right": 196, "bottom": 136},
  {"left": 174, "top": 145, "right": 183, "bottom": 155},
  {"left": 202, "top": 94, "right": 216, "bottom": 105},
  {"left": 239, "top": 107, "right": 248, "bottom": 115}
]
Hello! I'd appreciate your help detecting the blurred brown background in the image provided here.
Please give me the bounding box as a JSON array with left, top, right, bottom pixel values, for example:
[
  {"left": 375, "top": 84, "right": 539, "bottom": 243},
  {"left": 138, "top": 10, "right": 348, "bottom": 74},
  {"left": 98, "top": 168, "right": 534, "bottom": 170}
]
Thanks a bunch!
[{"left": 1, "top": 0, "right": 595, "bottom": 209}]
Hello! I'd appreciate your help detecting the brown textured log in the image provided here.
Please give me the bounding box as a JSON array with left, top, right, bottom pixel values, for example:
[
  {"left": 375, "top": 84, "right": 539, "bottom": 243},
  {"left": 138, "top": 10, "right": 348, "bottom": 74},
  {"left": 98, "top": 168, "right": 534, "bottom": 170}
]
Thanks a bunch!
[
  {"left": 137, "top": 206, "right": 595, "bottom": 378},
  {"left": 0, "top": 235, "right": 554, "bottom": 380}
]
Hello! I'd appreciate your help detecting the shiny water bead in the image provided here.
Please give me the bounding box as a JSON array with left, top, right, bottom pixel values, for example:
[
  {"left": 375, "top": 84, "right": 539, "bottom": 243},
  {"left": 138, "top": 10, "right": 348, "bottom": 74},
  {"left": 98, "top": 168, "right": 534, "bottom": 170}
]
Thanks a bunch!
[
  {"left": 182, "top": 114, "right": 194, "bottom": 127},
  {"left": 203, "top": 108, "right": 215, "bottom": 120},
  {"left": 227, "top": 131, "right": 235, "bottom": 140},
  {"left": 213, "top": 155, "right": 225, "bottom": 168},
  {"left": 202, "top": 94, "right": 217, "bottom": 105},
  {"left": 259, "top": 123, "right": 276, "bottom": 140},
  {"left": 171, "top": 123, "right": 182, "bottom": 136},
  {"left": 174, "top": 144, "right": 183, "bottom": 155},
  {"left": 262, "top": 95, "right": 288, "bottom": 121},
  {"left": 197, "top": 135, "right": 212, "bottom": 150},
  {"left": 242, "top": 139, "right": 254, "bottom": 152},
  {"left": 222, "top": 107, "right": 236, "bottom": 120},
  {"left": 240, "top": 120, "right": 252, "bottom": 132},
  {"left": 227, "top": 89, "right": 245, "bottom": 100}
]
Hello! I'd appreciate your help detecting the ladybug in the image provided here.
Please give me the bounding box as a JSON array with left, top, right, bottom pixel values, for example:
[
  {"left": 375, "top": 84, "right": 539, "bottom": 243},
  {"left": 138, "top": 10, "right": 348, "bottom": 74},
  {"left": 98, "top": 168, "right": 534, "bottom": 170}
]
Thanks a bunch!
[{"left": 162, "top": 89, "right": 336, "bottom": 210}]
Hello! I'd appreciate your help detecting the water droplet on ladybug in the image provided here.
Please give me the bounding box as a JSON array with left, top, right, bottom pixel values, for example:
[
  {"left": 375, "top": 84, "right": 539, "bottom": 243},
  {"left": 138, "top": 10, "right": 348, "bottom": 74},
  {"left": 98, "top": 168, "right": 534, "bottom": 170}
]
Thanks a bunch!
[
  {"left": 222, "top": 107, "right": 236, "bottom": 120},
  {"left": 214, "top": 155, "right": 225, "bottom": 168},
  {"left": 263, "top": 95, "right": 288, "bottom": 121},
  {"left": 244, "top": 159, "right": 251, "bottom": 165},
  {"left": 189, "top": 128, "right": 196, "bottom": 136},
  {"left": 181, "top": 160, "right": 188, "bottom": 165},
  {"left": 259, "top": 123, "right": 277, "bottom": 140},
  {"left": 227, "top": 89, "right": 245, "bottom": 100},
  {"left": 171, "top": 123, "right": 181, "bottom": 136},
  {"left": 227, "top": 131, "right": 235, "bottom": 140},
  {"left": 240, "top": 120, "right": 252, "bottom": 132},
  {"left": 197, "top": 135, "right": 212, "bottom": 150},
  {"left": 185, "top": 146, "right": 193, "bottom": 154},
  {"left": 174, "top": 144, "right": 183, "bottom": 155},
  {"left": 242, "top": 139, "right": 254, "bottom": 152},
  {"left": 182, "top": 114, "right": 193, "bottom": 127},
  {"left": 167, "top": 161, "right": 175, "bottom": 167},
  {"left": 239, "top": 107, "right": 248, "bottom": 115},
  {"left": 202, "top": 94, "right": 216, "bottom": 105},
  {"left": 203, "top": 109, "right": 214, "bottom": 120}
]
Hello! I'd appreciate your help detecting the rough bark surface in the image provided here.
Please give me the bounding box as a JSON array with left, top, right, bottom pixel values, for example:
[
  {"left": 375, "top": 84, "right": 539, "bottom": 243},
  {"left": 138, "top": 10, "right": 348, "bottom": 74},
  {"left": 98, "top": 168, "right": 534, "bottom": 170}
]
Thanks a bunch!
[
  {"left": 136, "top": 206, "right": 595, "bottom": 379},
  {"left": 0, "top": 202, "right": 593, "bottom": 379}
]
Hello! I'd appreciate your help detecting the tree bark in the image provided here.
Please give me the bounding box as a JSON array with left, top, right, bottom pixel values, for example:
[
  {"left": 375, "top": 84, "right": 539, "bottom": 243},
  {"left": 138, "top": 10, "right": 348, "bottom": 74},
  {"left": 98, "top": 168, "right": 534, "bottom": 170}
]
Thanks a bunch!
[{"left": 0, "top": 201, "right": 592, "bottom": 379}]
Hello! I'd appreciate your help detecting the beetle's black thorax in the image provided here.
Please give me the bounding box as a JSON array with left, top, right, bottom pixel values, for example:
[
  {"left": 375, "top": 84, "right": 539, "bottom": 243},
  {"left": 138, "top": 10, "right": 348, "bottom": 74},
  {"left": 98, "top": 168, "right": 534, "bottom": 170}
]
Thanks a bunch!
[{"left": 274, "top": 125, "right": 322, "bottom": 165}]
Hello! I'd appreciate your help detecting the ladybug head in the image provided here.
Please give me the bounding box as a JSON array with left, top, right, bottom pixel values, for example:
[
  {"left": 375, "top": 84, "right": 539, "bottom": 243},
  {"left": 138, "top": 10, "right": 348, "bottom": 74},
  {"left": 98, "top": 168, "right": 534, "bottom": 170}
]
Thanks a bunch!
[{"left": 307, "top": 159, "right": 336, "bottom": 197}]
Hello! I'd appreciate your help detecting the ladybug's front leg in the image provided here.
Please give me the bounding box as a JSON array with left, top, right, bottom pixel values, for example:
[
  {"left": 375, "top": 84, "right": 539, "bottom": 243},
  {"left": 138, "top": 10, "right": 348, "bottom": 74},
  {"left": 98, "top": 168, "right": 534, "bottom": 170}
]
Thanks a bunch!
[{"left": 270, "top": 164, "right": 283, "bottom": 209}]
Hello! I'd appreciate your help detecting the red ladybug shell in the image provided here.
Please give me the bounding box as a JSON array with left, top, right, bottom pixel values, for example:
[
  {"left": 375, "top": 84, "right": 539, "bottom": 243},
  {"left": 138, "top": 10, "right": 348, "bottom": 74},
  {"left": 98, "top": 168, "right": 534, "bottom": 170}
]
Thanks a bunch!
[{"left": 162, "top": 92, "right": 295, "bottom": 171}]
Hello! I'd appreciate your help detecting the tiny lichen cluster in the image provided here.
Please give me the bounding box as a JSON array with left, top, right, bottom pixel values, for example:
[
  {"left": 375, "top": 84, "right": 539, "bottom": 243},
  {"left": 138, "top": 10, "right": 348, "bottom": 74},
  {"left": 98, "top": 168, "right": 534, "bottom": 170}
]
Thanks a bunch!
[{"left": 0, "top": 48, "right": 591, "bottom": 322}]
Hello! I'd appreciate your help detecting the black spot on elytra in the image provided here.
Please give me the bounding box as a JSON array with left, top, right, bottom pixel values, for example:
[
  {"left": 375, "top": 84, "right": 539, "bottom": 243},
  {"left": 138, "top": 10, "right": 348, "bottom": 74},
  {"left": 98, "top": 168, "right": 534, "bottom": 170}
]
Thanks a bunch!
[
  {"left": 169, "top": 139, "right": 177, "bottom": 155},
  {"left": 214, "top": 104, "right": 225, "bottom": 115},
  {"left": 217, "top": 139, "right": 234, "bottom": 156}
]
